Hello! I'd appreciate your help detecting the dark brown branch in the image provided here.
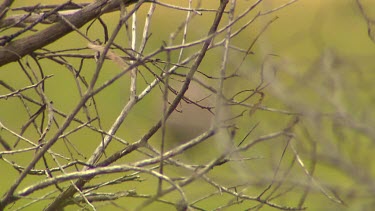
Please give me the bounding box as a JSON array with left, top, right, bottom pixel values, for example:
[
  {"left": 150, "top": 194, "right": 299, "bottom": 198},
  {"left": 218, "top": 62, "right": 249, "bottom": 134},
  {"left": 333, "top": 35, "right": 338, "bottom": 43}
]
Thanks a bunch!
[{"left": 0, "top": 0, "right": 138, "bottom": 67}]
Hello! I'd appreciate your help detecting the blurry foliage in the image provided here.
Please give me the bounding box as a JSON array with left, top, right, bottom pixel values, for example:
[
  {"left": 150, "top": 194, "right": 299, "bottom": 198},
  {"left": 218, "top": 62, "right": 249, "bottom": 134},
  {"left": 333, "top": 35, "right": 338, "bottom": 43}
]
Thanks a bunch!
[{"left": 0, "top": 0, "right": 375, "bottom": 211}]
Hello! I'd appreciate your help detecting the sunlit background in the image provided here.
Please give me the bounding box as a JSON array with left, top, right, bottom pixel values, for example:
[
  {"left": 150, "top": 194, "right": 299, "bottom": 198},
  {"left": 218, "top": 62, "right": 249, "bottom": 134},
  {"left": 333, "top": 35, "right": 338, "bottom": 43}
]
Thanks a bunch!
[{"left": 1, "top": 0, "right": 375, "bottom": 210}]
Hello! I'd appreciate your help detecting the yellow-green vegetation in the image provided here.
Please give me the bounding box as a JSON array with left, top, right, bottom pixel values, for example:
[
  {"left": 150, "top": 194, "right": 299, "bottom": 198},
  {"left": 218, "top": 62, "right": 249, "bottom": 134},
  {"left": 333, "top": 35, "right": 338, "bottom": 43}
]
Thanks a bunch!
[{"left": 1, "top": 0, "right": 375, "bottom": 210}]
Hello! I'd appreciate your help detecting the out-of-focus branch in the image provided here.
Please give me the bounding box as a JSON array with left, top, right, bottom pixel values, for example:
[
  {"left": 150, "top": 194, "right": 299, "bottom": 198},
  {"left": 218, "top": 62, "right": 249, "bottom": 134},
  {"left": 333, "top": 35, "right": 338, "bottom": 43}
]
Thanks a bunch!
[{"left": 0, "top": 0, "right": 14, "bottom": 20}]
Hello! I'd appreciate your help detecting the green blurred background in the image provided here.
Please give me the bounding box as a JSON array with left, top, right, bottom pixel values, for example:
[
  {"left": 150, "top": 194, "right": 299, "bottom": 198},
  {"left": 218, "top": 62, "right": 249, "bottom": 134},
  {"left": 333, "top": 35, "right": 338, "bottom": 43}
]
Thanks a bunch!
[{"left": 1, "top": 0, "right": 375, "bottom": 210}]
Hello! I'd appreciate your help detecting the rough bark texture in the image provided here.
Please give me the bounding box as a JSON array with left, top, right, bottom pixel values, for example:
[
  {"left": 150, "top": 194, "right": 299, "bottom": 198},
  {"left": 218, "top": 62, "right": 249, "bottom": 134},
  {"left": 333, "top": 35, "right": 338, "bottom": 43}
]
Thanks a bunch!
[{"left": 0, "top": 0, "right": 135, "bottom": 67}]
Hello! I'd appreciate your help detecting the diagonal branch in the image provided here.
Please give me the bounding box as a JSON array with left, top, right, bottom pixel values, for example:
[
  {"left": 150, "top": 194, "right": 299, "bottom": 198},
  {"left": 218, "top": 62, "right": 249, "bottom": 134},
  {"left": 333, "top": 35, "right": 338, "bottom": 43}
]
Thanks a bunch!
[{"left": 0, "top": 0, "right": 139, "bottom": 67}]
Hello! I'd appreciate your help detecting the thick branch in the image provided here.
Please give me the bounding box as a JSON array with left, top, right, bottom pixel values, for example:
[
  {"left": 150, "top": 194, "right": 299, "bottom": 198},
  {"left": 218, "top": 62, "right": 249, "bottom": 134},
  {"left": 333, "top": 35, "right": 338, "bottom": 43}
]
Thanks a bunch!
[
  {"left": 0, "top": 0, "right": 14, "bottom": 20},
  {"left": 0, "top": 0, "right": 137, "bottom": 67}
]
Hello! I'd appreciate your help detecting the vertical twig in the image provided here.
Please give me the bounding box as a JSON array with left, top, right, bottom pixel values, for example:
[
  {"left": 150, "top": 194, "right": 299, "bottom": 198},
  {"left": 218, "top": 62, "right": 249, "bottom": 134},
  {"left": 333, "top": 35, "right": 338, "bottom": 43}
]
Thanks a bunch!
[
  {"left": 130, "top": 4, "right": 137, "bottom": 99},
  {"left": 139, "top": 2, "right": 155, "bottom": 54},
  {"left": 215, "top": 0, "right": 235, "bottom": 128}
]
